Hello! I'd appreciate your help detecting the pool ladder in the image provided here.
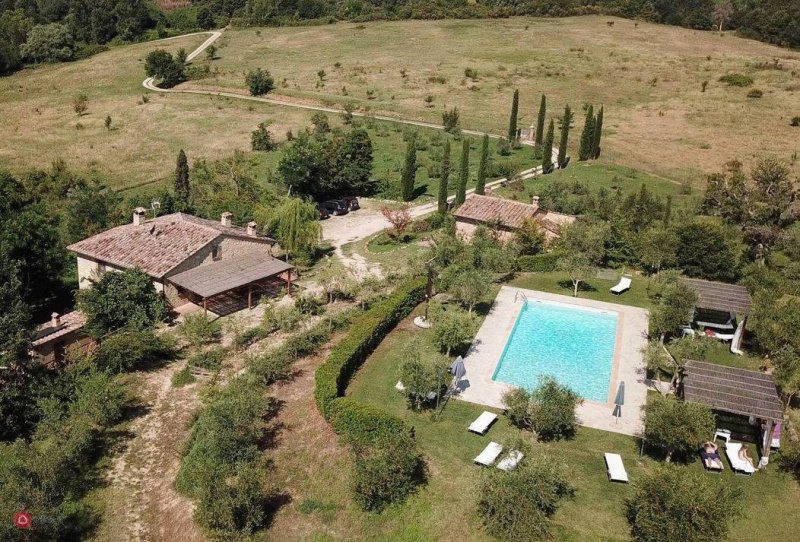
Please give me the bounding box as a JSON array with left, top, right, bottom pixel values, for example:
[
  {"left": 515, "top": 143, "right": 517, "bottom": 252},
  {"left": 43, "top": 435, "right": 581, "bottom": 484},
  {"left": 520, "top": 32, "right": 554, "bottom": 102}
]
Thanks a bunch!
[{"left": 514, "top": 291, "right": 530, "bottom": 304}]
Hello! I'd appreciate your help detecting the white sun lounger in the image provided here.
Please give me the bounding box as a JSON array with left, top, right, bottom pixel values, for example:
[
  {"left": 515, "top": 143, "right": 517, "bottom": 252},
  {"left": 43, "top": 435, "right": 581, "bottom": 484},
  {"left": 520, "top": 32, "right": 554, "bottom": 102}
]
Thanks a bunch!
[
  {"left": 725, "top": 442, "right": 756, "bottom": 475},
  {"left": 497, "top": 450, "right": 524, "bottom": 471},
  {"left": 468, "top": 411, "right": 498, "bottom": 435},
  {"left": 610, "top": 276, "right": 632, "bottom": 295},
  {"left": 474, "top": 442, "right": 503, "bottom": 466},
  {"left": 604, "top": 453, "right": 629, "bottom": 483}
]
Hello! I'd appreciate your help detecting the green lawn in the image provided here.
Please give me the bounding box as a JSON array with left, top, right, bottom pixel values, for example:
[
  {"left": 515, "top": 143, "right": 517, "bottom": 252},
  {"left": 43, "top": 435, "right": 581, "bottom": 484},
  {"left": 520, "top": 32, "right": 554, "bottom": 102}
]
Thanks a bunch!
[
  {"left": 510, "top": 271, "right": 656, "bottom": 310},
  {"left": 343, "top": 303, "right": 800, "bottom": 541}
]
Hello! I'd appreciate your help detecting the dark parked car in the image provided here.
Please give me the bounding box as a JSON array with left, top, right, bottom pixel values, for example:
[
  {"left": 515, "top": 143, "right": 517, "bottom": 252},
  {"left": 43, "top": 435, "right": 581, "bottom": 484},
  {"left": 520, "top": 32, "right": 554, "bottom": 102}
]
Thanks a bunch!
[
  {"left": 317, "top": 204, "right": 330, "bottom": 220},
  {"left": 321, "top": 200, "right": 349, "bottom": 216},
  {"left": 342, "top": 196, "right": 360, "bottom": 211}
]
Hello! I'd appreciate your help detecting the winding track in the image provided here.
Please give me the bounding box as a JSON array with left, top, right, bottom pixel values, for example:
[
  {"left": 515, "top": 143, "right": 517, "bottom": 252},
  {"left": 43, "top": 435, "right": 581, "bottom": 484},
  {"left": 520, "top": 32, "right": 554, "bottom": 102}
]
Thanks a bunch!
[{"left": 142, "top": 29, "right": 562, "bottom": 258}]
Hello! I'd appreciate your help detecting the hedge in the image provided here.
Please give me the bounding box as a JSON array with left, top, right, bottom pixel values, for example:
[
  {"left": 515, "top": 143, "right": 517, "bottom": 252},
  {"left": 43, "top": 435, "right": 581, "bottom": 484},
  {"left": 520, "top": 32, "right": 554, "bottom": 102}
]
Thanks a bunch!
[
  {"left": 518, "top": 251, "right": 565, "bottom": 272},
  {"left": 314, "top": 278, "right": 426, "bottom": 424}
]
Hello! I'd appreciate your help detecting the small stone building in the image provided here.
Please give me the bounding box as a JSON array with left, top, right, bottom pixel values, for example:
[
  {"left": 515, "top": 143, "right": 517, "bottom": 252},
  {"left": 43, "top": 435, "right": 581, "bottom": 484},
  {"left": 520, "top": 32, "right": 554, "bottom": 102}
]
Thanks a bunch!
[
  {"left": 68, "top": 209, "right": 293, "bottom": 314},
  {"left": 31, "top": 311, "right": 93, "bottom": 366},
  {"left": 453, "top": 194, "right": 576, "bottom": 242}
]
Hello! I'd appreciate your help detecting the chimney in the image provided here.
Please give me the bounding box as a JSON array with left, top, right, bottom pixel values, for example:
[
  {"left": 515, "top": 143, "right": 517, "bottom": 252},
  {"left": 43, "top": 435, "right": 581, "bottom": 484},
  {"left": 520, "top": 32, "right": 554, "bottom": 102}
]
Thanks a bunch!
[
  {"left": 531, "top": 195, "right": 540, "bottom": 207},
  {"left": 221, "top": 212, "right": 232, "bottom": 227},
  {"left": 246, "top": 221, "right": 258, "bottom": 237},
  {"left": 133, "top": 207, "right": 147, "bottom": 226},
  {"left": 51, "top": 312, "right": 61, "bottom": 327}
]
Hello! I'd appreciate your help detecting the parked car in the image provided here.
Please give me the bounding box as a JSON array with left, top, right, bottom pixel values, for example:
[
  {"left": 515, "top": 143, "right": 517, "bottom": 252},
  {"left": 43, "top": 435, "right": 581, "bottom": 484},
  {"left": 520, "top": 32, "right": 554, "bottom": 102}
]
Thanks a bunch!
[
  {"left": 321, "top": 200, "right": 349, "bottom": 216},
  {"left": 317, "top": 204, "right": 330, "bottom": 220},
  {"left": 342, "top": 196, "right": 360, "bottom": 211}
]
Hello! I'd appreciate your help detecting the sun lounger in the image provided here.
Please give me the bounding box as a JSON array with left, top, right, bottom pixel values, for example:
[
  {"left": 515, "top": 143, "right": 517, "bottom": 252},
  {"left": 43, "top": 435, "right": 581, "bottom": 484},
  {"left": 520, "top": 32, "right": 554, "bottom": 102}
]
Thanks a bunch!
[
  {"left": 725, "top": 442, "right": 756, "bottom": 475},
  {"left": 701, "top": 451, "right": 724, "bottom": 472},
  {"left": 771, "top": 423, "right": 782, "bottom": 450},
  {"left": 610, "top": 276, "right": 632, "bottom": 295},
  {"left": 468, "top": 411, "right": 498, "bottom": 435},
  {"left": 604, "top": 453, "right": 629, "bottom": 483},
  {"left": 497, "top": 450, "right": 524, "bottom": 471},
  {"left": 474, "top": 442, "right": 503, "bottom": 466}
]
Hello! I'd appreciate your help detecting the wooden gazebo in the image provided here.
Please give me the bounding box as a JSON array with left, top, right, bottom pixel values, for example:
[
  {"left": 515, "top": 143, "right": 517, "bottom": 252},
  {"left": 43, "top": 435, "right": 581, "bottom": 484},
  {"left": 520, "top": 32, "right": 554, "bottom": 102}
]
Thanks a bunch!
[
  {"left": 168, "top": 252, "right": 294, "bottom": 316},
  {"left": 681, "top": 278, "right": 752, "bottom": 352},
  {"left": 681, "top": 360, "right": 783, "bottom": 462}
]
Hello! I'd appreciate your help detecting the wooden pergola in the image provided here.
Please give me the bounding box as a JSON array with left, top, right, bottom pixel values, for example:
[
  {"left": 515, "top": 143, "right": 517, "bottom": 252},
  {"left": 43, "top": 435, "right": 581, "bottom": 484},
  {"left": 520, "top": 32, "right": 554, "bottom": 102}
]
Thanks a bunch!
[
  {"left": 168, "top": 253, "right": 294, "bottom": 316},
  {"left": 681, "top": 360, "right": 783, "bottom": 461}
]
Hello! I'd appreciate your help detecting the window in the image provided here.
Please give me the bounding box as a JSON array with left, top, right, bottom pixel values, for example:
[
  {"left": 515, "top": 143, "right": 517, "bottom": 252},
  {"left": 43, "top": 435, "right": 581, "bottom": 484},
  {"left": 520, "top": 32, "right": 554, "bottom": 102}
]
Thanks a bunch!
[{"left": 212, "top": 244, "right": 222, "bottom": 261}]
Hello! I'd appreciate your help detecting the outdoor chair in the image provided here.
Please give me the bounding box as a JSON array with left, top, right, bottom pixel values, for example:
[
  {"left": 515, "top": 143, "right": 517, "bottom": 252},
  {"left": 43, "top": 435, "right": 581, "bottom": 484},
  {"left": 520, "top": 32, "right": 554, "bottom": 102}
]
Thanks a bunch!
[
  {"left": 610, "top": 276, "right": 632, "bottom": 295},
  {"left": 468, "top": 411, "right": 498, "bottom": 435},
  {"left": 604, "top": 453, "right": 629, "bottom": 483},
  {"left": 474, "top": 442, "right": 503, "bottom": 466},
  {"left": 725, "top": 442, "right": 756, "bottom": 476},
  {"left": 496, "top": 450, "right": 523, "bottom": 471}
]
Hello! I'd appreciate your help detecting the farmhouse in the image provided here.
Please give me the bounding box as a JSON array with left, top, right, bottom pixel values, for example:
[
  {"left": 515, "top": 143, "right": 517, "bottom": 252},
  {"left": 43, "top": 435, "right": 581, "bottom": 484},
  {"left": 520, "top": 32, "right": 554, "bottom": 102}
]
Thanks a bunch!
[
  {"left": 68, "top": 209, "right": 293, "bottom": 315},
  {"left": 31, "top": 311, "right": 92, "bottom": 365},
  {"left": 453, "top": 194, "right": 576, "bottom": 242}
]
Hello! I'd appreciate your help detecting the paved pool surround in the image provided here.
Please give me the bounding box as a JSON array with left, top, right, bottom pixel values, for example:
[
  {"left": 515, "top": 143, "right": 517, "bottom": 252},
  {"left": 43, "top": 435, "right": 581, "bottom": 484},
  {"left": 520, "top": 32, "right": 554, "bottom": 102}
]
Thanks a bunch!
[{"left": 457, "top": 286, "right": 650, "bottom": 436}]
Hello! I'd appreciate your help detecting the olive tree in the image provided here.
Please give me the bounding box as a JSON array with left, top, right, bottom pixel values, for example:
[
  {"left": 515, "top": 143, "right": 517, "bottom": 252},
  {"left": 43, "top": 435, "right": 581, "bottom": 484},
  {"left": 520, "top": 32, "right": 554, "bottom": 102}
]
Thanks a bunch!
[
  {"left": 431, "top": 308, "right": 477, "bottom": 356},
  {"left": 643, "top": 395, "right": 715, "bottom": 462},
  {"left": 502, "top": 377, "right": 582, "bottom": 440},
  {"left": 628, "top": 466, "right": 741, "bottom": 542}
]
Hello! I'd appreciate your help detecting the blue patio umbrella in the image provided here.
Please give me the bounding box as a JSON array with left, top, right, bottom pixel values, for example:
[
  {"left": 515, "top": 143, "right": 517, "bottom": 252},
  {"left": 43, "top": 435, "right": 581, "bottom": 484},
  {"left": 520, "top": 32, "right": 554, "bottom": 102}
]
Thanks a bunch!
[{"left": 612, "top": 381, "right": 625, "bottom": 422}]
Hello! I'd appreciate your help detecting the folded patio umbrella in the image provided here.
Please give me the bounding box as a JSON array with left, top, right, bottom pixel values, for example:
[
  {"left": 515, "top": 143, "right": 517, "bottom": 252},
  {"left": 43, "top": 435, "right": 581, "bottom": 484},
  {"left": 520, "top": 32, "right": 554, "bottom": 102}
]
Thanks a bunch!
[
  {"left": 612, "top": 381, "right": 625, "bottom": 422},
  {"left": 451, "top": 357, "right": 466, "bottom": 381}
]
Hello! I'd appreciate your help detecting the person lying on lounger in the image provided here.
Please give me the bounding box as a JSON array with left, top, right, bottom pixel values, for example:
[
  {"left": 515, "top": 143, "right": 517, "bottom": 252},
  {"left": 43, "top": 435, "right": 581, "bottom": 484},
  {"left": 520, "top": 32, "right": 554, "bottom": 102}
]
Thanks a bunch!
[
  {"left": 701, "top": 441, "right": 723, "bottom": 469},
  {"left": 738, "top": 444, "right": 755, "bottom": 469}
]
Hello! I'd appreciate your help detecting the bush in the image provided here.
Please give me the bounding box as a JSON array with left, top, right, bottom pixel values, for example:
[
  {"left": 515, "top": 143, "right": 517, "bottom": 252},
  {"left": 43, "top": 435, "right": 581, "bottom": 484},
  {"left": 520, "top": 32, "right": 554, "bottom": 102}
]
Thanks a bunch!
[
  {"left": 442, "top": 107, "right": 460, "bottom": 135},
  {"left": 172, "top": 365, "right": 196, "bottom": 387},
  {"left": 188, "top": 346, "right": 227, "bottom": 371},
  {"left": 94, "top": 329, "right": 174, "bottom": 373},
  {"left": 747, "top": 88, "right": 764, "bottom": 98},
  {"left": 518, "top": 251, "right": 565, "bottom": 272},
  {"left": 477, "top": 455, "right": 575, "bottom": 541},
  {"left": 718, "top": 73, "right": 753, "bottom": 87},
  {"left": 350, "top": 432, "right": 425, "bottom": 511},
  {"left": 431, "top": 308, "right": 477, "bottom": 356},
  {"left": 398, "top": 339, "right": 449, "bottom": 409},
  {"left": 496, "top": 137, "right": 511, "bottom": 156},
  {"left": 246, "top": 68, "right": 274, "bottom": 96},
  {"left": 791, "top": 116, "right": 800, "bottom": 127},
  {"left": 315, "top": 278, "right": 426, "bottom": 419},
  {"left": 20, "top": 23, "right": 74, "bottom": 63},
  {"left": 643, "top": 395, "right": 715, "bottom": 462},
  {"left": 179, "top": 313, "right": 222, "bottom": 347},
  {"left": 503, "top": 377, "right": 582, "bottom": 440},
  {"left": 296, "top": 293, "right": 325, "bottom": 315},
  {"left": 627, "top": 466, "right": 742, "bottom": 542},
  {"left": 251, "top": 121, "right": 277, "bottom": 151}
]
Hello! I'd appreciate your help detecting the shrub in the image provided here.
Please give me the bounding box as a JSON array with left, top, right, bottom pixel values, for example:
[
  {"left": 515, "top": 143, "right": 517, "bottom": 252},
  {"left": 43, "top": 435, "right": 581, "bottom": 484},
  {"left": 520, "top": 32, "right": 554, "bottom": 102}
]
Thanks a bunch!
[
  {"left": 179, "top": 313, "right": 222, "bottom": 347},
  {"left": 718, "top": 73, "right": 753, "bottom": 87},
  {"left": 431, "top": 308, "right": 477, "bottom": 356},
  {"left": 496, "top": 137, "right": 511, "bottom": 156},
  {"left": 643, "top": 395, "right": 715, "bottom": 462},
  {"left": 296, "top": 293, "right": 325, "bottom": 316},
  {"left": 518, "top": 251, "right": 565, "bottom": 272},
  {"left": 398, "top": 339, "right": 449, "bottom": 409},
  {"left": 188, "top": 346, "right": 227, "bottom": 371},
  {"left": 502, "top": 377, "right": 581, "bottom": 440},
  {"left": 627, "top": 466, "right": 742, "bottom": 542},
  {"left": 245, "top": 68, "right": 274, "bottom": 96},
  {"left": 464, "top": 67, "right": 478, "bottom": 80},
  {"left": 502, "top": 387, "right": 535, "bottom": 430},
  {"left": 350, "top": 432, "right": 424, "bottom": 511},
  {"left": 274, "top": 305, "right": 304, "bottom": 332},
  {"left": 442, "top": 107, "right": 460, "bottom": 135},
  {"left": 791, "top": 116, "right": 800, "bottom": 127},
  {"left": 315, "top": 279, "right": 426, "bottom": 419},
  {"left": 251, "top": 121, "right": 277, "bottom": 151},
  {"left": 172, "top": 365, "right": 195, "bottom": 387},
  {"left": 747, "top": 89, "right": 764, "bottom": 98},
  {"left": 477, "top": 455, "right": 575, "bottom": 541},
  {"left": 94, "top": 329, "right": 174, "bottom": 373}
]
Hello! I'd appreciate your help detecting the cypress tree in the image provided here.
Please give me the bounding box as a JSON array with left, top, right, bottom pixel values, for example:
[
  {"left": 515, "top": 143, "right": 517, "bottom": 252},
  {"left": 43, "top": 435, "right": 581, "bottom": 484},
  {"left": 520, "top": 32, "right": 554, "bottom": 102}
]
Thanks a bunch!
[
  {"left": 541, "top": 120, "right": 555, "bottom": 174},
  {"left": 663, "top": 195, "right": 672, "bottom": 226},
  {"left": 438, "top": 139, "right": 451, "bottom": 214},
  {"left": 508, "top": 89, "right": 519, "bottom": 143},
  {"left": 591, "top": 106, "right": 604, "bottom": 159},
  {"left": 578, "top": 104, "right": 595, "bottom": 161},
  {"left": 475, "top": 134, "right": 489, "bottom": 195},
  {"left": 401, "top": 134, "right": 417, "bottom": 202},
  {"left": 535, "top": 94, "right": 546, "bottom": 147},
  {"left": 455, "top": 138, "right": 470, "bottom": 206},
  {"left": 557, "top": 105, "right": 573, "bottom": 169},
  {"left": 175, "top": 149, "right": 190, "bottom": 204}
]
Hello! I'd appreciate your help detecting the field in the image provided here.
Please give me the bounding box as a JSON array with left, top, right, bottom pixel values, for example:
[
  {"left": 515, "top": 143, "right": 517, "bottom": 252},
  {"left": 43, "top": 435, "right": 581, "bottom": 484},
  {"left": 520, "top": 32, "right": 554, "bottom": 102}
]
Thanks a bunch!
[
  {"left": 1, "top": 16, "right": 798, "bottom": 193},
  {"left": 200, "top": 16, "right": 800, "bottom": 182}
]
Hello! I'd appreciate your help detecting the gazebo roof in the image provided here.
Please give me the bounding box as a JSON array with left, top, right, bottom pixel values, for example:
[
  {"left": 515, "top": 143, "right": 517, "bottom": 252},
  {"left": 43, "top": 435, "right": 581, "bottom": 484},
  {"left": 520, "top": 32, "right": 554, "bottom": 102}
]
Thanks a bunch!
[
  {"left": 682, "top": 360, "right": 783, "bottom": 422},
  {"left": 681, "top": 278, "right": 752, "bottom": 314},
  {"left": 168, "top": 252, "right": 292, "bottom": 299}
]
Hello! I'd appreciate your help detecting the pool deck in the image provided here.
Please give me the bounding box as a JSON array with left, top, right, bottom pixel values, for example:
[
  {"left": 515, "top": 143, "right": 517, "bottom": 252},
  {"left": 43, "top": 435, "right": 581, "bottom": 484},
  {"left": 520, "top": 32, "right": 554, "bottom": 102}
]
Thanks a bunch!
[{"left": 456, "top": 286, "right": 650, "bottom": 437}]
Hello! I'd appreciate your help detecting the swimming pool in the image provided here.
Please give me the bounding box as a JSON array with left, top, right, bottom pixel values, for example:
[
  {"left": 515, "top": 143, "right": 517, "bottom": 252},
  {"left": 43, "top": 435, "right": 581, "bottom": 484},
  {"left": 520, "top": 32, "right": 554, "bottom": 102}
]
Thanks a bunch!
[{"left": 492, "top": 300, "right": 618, "bottom": 402}]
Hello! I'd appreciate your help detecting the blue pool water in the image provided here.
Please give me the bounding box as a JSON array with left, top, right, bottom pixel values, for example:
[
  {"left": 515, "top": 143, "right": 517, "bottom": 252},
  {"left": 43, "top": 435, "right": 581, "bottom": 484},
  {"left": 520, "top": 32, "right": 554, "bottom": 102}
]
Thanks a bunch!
[{"left": 492, "top": 300, "right": 618, "bottom": 402}]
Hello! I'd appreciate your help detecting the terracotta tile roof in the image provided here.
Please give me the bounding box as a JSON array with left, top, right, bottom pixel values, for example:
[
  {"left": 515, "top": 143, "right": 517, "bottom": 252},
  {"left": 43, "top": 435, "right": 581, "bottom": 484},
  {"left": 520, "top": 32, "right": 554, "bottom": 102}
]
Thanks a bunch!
[
  {"left": 33, "top": 311, "right": 87, "bottom": 347},
  {"left": 454, "top": 195, "right": 576, "bottom": 234},
  {"left": 67, "top": 213, "right": 275, "bottom": 279},
  {"left": 453, "top": 195, "right": 539, "bottom": 229}
]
